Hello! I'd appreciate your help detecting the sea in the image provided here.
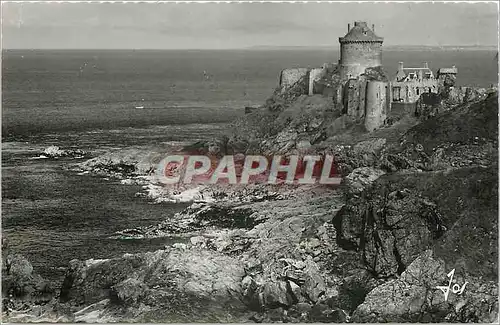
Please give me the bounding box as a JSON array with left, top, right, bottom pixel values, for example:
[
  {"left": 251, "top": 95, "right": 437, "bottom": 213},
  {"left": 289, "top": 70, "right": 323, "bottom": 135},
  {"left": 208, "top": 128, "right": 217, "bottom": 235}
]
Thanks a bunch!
[{"left": 2, "top": 48, "right": 498, "bottom": 281}]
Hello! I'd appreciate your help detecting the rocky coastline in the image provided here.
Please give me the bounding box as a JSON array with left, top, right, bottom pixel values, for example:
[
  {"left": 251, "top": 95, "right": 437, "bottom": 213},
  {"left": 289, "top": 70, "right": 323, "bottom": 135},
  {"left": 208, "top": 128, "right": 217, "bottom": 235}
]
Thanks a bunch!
[{"left": 3, "top": 74, "right": 498, "bottom": 322}]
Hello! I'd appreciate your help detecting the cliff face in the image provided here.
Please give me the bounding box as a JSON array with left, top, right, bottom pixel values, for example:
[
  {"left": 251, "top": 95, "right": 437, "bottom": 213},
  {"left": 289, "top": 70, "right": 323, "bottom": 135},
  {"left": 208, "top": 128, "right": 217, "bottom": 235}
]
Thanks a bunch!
[
  {"left": 336, "top": 93, "right": 498, "bottom": 322},
  {"left": 349, "top": 166, "right": 498, "bottom": 322},
  {"left": 227, "top": 73, "right": 342, "bottom": 155},
  {"left": 225, "top": 64, "right": 392, "bottom": 156},
  {"left": 396, "top": 92, "right": 498, "bottom": 171}
]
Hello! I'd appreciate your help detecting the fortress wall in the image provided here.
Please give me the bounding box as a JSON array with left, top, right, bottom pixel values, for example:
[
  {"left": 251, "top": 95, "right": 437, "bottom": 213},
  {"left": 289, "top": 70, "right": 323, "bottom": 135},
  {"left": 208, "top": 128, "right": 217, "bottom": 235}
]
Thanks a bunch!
[
  {"left": 344, "top": 78, "right": 367, "bottom": 119},
  {"left": 309, "top": 67, "right": 327, "bottom": 95},
  {"left": 340, "top": 42, "right": 382, "bottom": 79},
  {"left": 279, "top": 68, "right": 310, "bottom": 91},
  {"left": 390, "top": 102, "right": 416, "bottom": 119},
  {"left": 321, "top": 85, "right": 337, "bottom": 99},
  {"left": 359, "top": 78, "right": 368, "bottom": 118},
  {"left": 364, "top": 80, "right": 389, "bottom": 131},
  {"left": 346, "top": 80, "right": 359, "bottom": 118},
  {"left": 334, "top": 84, "right": 344, "bottom": 108},
  {"left": 386, "top": 80, "right": 392, "bottom": 113}
]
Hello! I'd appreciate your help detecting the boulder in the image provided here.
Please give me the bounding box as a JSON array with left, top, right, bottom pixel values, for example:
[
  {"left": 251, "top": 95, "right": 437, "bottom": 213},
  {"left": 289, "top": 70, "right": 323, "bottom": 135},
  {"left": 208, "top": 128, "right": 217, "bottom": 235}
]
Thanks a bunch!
[
  {"left": 190, "top": 236, "right": 208, "bottom": 247},
  {"left": 343, "top": 167, "right": 386, "bottom": 194},
  {"left": 110, "top": 278, "right": 147, "bottom": 305},
  {"left": 5, "top": 254, "right": 33, "bottom": 280},
  {"left": 353, "top": 250, "right": 498, "bottom": 322},
  {"left": 309, "top": 303, "right": 347, "bottom": 322},
  {"left": 262, "top": 281, "right": 292, "bottom": 308},
  {"left": 301, "top": 258, "right": 327, "bottom": 303},
  {"left": 43, "top": 146, "right": 87, "bottom": 159},
  {"left": 60, "top": 248, "right": 246, "bottom": 310},
  {"left": 295, "top": 302, "right": 312, "bottom": 313},
  {"left": 2, "top": 254, "right": 55, "bottom": 304},
  {"left": 352, "top": 138, "right": 386, "bottom": 163}
]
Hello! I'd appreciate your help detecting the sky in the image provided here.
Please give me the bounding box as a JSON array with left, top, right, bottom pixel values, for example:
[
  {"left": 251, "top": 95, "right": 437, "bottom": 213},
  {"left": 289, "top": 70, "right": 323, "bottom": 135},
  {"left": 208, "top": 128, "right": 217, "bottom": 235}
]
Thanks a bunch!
[{"left": 2, "top": 1, "right": 498, "bottom": 49}]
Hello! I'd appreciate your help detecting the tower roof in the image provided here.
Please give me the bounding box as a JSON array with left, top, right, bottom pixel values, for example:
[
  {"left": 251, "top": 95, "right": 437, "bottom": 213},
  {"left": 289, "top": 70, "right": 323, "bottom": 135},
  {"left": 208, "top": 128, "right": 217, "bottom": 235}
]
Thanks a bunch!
[{"left": 339, "top": 21, "right": 383, "bottom": 43}]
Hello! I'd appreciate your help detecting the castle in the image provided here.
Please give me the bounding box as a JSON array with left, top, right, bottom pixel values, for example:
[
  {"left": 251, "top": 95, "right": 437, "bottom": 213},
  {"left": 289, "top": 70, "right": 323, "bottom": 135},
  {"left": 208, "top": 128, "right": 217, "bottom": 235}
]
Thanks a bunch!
[{"left": 278, "top": 21, "right": 458, "bottom": 131}]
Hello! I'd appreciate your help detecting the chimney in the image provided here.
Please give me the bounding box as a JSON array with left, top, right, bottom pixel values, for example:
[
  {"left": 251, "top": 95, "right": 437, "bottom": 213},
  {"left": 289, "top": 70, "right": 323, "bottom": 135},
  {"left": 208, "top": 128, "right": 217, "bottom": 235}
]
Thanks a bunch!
[
  {"left": 348, "top": 23, "right": 350, "bottom": 32},
  {"left": 372, "top": 24, "right": 375, "bottom": 32},
  {"left": 398, "top": 62, "right": 404, "bottom": 73},
  {"left": 423, "top": 61, "right": 429, "bottom": 69}
]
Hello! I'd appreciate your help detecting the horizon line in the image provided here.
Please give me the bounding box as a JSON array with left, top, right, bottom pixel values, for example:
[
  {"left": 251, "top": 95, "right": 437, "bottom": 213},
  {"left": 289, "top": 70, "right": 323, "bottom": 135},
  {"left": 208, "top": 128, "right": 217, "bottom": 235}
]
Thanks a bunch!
[{"left": 3, "top": 45, "right": 498, "bottom": 51}]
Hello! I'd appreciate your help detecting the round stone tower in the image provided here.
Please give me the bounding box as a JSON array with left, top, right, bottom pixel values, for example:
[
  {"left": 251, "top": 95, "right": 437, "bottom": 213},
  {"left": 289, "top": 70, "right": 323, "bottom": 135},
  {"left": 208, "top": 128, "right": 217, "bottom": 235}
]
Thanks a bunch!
[{"left": 339, "top": 21, "right": 383, "bottom": 80}]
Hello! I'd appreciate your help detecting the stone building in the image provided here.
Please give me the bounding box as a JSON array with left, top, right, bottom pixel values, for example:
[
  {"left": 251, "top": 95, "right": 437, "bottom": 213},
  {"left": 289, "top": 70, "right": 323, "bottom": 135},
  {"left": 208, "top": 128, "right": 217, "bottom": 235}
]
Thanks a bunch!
[
  {"left": 338, "top": 21, "right": 384, "bottom": 80},
  {"left": 391, "top": 62, "right": 438, "bottom": 103}
]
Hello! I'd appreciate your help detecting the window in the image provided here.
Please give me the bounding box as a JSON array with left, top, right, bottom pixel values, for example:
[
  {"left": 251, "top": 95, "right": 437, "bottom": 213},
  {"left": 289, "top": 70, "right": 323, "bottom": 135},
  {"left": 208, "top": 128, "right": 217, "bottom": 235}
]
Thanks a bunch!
[
  {"left": 417, "top": 88, "right": 420, "bottom": 95},
  {"left": 393, "top": 86, "right": 401, "bottom": 101}
]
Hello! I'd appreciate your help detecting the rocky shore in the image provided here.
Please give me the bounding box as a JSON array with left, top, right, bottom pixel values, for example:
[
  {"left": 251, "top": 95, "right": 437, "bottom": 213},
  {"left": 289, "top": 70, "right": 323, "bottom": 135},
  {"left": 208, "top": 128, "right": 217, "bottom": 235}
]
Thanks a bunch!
[{"left": 3, "top": 81, "right": 498, "bottom": 322}]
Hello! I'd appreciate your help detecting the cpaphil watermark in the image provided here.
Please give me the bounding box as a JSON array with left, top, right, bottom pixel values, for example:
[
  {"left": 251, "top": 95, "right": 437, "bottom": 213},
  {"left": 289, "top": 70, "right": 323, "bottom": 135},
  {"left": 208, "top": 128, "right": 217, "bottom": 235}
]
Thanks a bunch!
[{"left": 154, "top": 154, "right": 342, "bottom": 185}]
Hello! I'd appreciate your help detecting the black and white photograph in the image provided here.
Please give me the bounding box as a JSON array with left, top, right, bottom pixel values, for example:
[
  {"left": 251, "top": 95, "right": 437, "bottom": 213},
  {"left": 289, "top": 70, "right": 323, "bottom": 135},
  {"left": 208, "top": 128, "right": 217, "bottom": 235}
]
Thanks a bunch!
[{"left": 1, "top": 1, "right": 499, "bottom": 323}]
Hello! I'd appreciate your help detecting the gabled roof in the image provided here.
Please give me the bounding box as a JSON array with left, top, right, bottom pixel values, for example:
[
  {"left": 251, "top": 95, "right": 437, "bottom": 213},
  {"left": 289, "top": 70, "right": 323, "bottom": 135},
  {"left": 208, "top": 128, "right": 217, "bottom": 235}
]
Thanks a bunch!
[
  {"left": 394, "top": 67, "right": 435, "bottom": 82},
  {"left": 339, "top": 21, "right": 383, "bottom": 43}
]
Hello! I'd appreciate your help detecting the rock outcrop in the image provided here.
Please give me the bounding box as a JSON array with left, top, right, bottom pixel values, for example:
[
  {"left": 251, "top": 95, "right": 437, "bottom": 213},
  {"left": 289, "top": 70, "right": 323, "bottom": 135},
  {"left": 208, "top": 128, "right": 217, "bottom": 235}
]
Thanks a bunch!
[
  {"left": 353, "top": 250, "right": 498, "bottom": 323},
  {"left": 325, "top": 93, "right": 499, "bottom": 321},
  {"left": 58, "top": 247, "right": 248, "bottom": 322},
  {"left": 42, "top": 146, "right": 87, "bottom": 159},
  {"left": 335, "top": 164, "right": 497, "bottom": 278},
  {"left": 392, "top": 92, "right": 498, "bottom": 172},
  {"left": 2, "top": 254, "right": 56, "bottom": 317}
]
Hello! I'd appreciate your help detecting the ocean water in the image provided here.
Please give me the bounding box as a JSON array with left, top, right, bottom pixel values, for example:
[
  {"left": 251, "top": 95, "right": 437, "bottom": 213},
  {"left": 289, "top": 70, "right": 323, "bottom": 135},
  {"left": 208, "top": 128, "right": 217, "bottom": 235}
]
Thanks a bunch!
[
  {"left": 3, "top": 49, "right": 497, "bottom": 138},
  {"left": 2, "top": 49, "right": 497, "bottom": 281},
  {"left": 2, "top": 124, "right": 226, "bottom": 280}
]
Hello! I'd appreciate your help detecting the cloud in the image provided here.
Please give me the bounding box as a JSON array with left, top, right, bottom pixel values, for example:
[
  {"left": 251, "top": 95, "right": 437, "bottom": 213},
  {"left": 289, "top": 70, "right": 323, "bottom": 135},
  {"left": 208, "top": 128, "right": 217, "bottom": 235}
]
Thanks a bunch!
[{"left": 2, "top": 2, "right": 498, "bottom": 49}]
